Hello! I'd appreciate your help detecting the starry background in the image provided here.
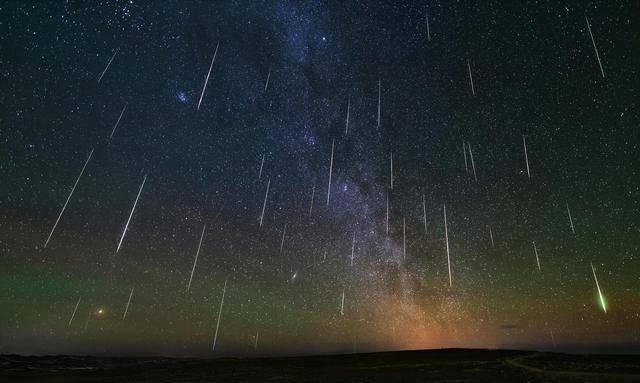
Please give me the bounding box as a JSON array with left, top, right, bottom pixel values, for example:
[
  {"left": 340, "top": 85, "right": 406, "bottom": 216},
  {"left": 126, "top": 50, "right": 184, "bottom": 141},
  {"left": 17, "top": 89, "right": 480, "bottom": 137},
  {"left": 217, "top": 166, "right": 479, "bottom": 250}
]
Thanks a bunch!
[{"left": 1, "top": 0, "right": 639, "bottom": 357}]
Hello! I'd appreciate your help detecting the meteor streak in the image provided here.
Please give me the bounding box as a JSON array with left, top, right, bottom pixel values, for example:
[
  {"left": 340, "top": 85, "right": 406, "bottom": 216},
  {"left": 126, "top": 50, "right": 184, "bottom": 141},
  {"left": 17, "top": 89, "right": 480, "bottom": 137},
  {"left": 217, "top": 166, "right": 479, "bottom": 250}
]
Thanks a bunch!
[
  {"left": 345, "top": 96, "right": 350, "bottom": 135},
  {"left": 309, "top": 185, "right": 315, "bottom": 217},
  {"left": 258, "top": 154, "right": 265, "bottom": 179},
  {"left": 187, "top": 224, "right": 206, "bottom": 292},
  {"left": 377, "top": 78, "right": 381, "bottom": 128},
  {"left": 533, "top": 241, "right": 541, "bottom": 271},
  {"left": 444, "top": 204, "right": 452, "bottom": 287},
  {"left": 426, "top": 11, "right": 431, "bottom": 41},
  {"left": 340, "top": 288, "right": 345, "bottom": 315},
  {"left": 390, "top": 151, "right": 394, "bottom": 190},
  {"left": 110, "top": 103, "right": 127, "bottom": 139},
  {"left": 422, "top": 194, "right": 427, "bottom": 235},
  {"left": 212, "top": 279, "right": 228, "bottom": 351},
  {"left": 259, "top": 178, "right": 270, "bottom": 227},
  {"left": 116, "top": 174, "right": 147, "bottom": 254},
  {"left": 280, "top": 224, "right": 287, "bottom": 254},
  {"left": 197, "top": 41, "right": 220, "bottom": 110},
  {"left": 326, "top": 139, "right": 334, "bottom": 206},
  {"left": 402, "top": 215, "right": 406, "bottom": 261},
  {"left": 467, "top": 59, "right": 475, "bottom": 96},
  {"left": 350, "top": 233, "right": 355, "bottom": 266},
  {"left": 122, "top": 287, "right": 134, "bottom": 320},
  {"left": 523, "top": 135, "right": 531, "bottom": 178},
  {"left": 566, "top": 203, "right": 576, "bottom": 235},
  {"left": 468, "top": 142, "right": 477, "bottom": 182},
  {"left": 590, "top": 262, "right": 607, "bottom": 313},
  {"left": 68, "top": 296, "right": 81, "bottom": 327},
  {"left": 463, "top": 141, "right": 468, "bottom": 173},
  {"left": 97, "top": 48, "right": 118, "bottom": 83},
  {"left": 489, "top": 227, "right": 494, "bottom": 247},
  {"left": 44, "top": 149, "right": 94, "bottom": 248},
  {"left": 264, "top": 68, "right": 271, "bottom": 92},
  {"left": 386, "top": 194, "right": 390, "bottom": 235},
  {"left": 585, "top": 15, "right": 605, "bottom": 78}
]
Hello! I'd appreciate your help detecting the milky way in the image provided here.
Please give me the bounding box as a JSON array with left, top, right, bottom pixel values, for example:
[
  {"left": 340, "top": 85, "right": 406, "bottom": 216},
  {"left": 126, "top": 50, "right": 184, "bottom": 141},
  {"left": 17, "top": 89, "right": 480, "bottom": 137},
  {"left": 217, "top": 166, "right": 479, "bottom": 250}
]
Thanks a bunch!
[{"left": 2, "top": 1, "right": 639, "bottom": 357}]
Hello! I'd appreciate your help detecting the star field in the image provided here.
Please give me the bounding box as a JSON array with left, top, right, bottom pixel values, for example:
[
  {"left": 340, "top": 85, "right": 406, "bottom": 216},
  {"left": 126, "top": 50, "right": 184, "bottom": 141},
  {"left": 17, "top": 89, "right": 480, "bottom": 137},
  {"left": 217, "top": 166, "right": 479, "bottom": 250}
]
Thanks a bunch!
[{"left": 1, "top": 1, "right": 639, "bottom": 357}]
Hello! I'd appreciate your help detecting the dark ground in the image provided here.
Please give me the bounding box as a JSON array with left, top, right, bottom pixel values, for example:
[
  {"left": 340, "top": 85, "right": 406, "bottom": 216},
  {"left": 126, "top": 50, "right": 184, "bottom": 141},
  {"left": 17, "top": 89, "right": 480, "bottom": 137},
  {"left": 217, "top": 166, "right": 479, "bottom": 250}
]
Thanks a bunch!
[{"left": 3, "top": 349, "right": 640, "bottom": 382}]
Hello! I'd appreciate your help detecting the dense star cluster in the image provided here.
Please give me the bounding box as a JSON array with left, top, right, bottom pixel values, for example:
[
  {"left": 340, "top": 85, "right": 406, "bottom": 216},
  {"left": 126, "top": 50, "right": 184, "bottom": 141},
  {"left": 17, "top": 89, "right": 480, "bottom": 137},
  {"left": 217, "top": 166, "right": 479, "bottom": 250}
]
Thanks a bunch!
[{"left": 2, "top": 1, "right": 639, "bottom": 357}]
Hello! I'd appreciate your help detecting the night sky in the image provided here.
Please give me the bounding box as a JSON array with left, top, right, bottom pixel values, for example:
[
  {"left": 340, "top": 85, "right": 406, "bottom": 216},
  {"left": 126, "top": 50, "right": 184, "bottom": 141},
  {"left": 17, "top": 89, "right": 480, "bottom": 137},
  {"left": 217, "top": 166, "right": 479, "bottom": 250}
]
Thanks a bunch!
[{"left": 2, "top": 1, "right": 640, "bottom": 357}]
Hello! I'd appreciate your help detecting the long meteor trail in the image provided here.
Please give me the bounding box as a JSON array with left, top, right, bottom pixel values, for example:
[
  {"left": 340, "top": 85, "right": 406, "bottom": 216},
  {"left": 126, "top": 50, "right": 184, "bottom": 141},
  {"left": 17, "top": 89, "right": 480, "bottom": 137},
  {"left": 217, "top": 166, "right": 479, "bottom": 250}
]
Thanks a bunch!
[
  {"left": 377, "top": 78, "right": 381, "bottom": 128},
  {"left": 468, "top": 142, "right": 477, "bottom": 182},
  {"left": 122, "top": 287, "right": 134, "bottom": 320},
  {"left": 187, "top": 224, "right": 206, "bottom": 292},
  {"left": 259, "top": 178, "right": 270, "bottom": 227},
  {"left": 258, "top": 154, "right": 265, "bottom": 179},
  {"left": 110, "top": 103, "right": 127, "bottom": 139},
  {"left": 345, "top": 96, "right": 350, "bottom": 135},
  {"left": 533, "top": 241, "right": 541, "bottom": 271},
  {"left": 566, "top": 203, "right": 576, "bottom": 235},
  {"left": 327, "top": 139, "right": 334, "bottom": 206},
  {"left": 467, "top": 59, "right": 475, "bottom": 96},
  {"left": 98, "top": 48, "right": 119, "bottom": 83},
  {"left": 523, "top": 135, "right": 531, "bottom": 178},
  {"left": 44, "top": 149, "right": 94, "bottom": 248},
  {"left": 444, "top": 203, "right": 452, "bottom": 287},
  {"left": 116, "top": 174, "right": 147, "bottom": 253},
  {"left": 422, "top": 194, "right": 427, "bottom": 235},
  {"left": 68, "top": 296, "right": 81, "bottom": 327},
  {"left": 197, "top": 41, "right": 220, "bottom": 110},
  {"left": 212, "top": 279, "right": 228, "bottom": 351},
  {"left": 585, "top": 15, "right": 605, "bottom": 78},
  {"left": 590, "top": 262, "right": 607, "bottom": 313}
]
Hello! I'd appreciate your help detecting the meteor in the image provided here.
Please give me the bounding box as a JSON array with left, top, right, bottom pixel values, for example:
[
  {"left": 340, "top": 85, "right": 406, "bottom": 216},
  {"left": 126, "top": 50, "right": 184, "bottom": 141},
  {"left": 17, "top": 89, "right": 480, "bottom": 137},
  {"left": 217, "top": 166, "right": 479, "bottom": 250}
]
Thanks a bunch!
[
  {"left": 489, "top": 227, "right": 494, "bottom": 247},
  {"left": 68, "top": 296, "right": 81, "bottom": 327},
  {"left": 264, "top": 67, "right": 271, "bottom": 92},
  {"left": 402, "top": 215, "right": 406, "bottom": 261},
  {"left": 585, "top": 15, "right": 605, "bottom": 78},
  {"left": 345, "top": 96, "right": 350, "bottom": 135},
  {"left": 44, "top": 149, "right": 94, "bottom": 248},
  {"left": 97, "top": 48, "right": 119, "bottom": 83},
  {"left": 258, "top": 154, "right": 265, "bottom": 179},
  {"left": 340, "top": 288, "right": 345, "bottom": 315},
  {"left": 187, "top": 224, "right": 206, "bottom": 292},
  {"left": 386, "top": 194, "right": 390, "bottom": 235},
  {"left": 590, "top": 262, "right": 607, "bottom": 313},
  {"left": 422, "top": 194, "right": 427, "bottom": 235},
  {"left": 350, "top": 233, "right": 355, "bottom": 266},
  {"left": 523, "top": 135, "right": 531, "bottom": 178},
  {"left": 110, "top": 103, "right": 127, "bottom": 139},
  {"left": 116, "top": 174, "right": 147, "bottom": 254},
  {"left": 443, "top": 203, "right": 452, "bottom": 287},
  {"left": 280, "top": 224, "right": 287, "bottom": 254},
  {"left": 390, "top": 151, "right": 394, "bottom": 190},
  {"left": 426, "top": 11, "right": 431, "bottom": 41},
  {"left": 197, "top": 41, "right": 220, "bottom": 110},
  {"left": 566, "top": 202, "right": 576, "bottom": 235},
  {"left": 212, "top": 279, "right": 228, "bottom": 351},
  {"left": 259, "top": 178, "right": 270, "bottom": 227},
  {"left": 468, "top": 142, "right": 477, "bottom": 182},
  {"left": 326, "top": 139, "right": 334, "bottom": 206},
  {"left": 532, "top": 241, "right": 541, "bottom": 271},
  {"left": 309, "top": 185, "right": 315, "bottom": 217},
  {"left": 463, "top": 141, "right": 468, "bottom": 173},
  {"left": 377, "top": 78, "right": 381, "bottom": 128},
  {"left": 122, "top": 287, "right": 134, "bottom": 320},
  {"left": 467, "top": 59, "right": 475, "bottom": 96}
]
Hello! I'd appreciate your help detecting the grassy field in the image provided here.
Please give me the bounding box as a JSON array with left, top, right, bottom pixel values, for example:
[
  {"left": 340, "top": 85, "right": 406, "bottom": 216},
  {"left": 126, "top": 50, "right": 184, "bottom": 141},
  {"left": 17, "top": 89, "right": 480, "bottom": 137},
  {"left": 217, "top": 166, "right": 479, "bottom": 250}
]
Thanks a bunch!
[{"left": 3, "top": 349, "right": 640, "bottom": 382}]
